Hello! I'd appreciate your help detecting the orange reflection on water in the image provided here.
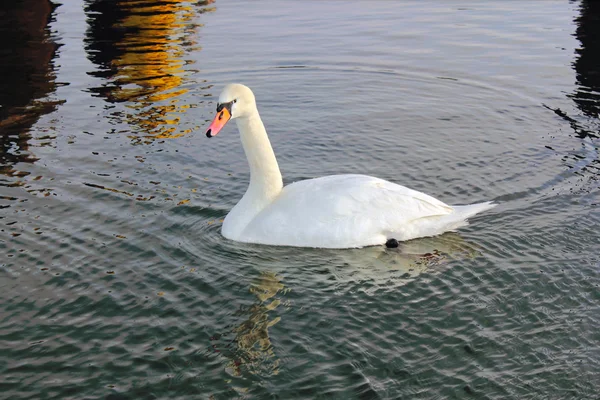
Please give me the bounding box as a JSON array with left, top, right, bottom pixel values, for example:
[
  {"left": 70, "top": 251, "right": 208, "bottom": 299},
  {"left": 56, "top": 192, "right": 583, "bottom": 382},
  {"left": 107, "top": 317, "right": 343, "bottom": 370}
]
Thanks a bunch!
[{"left": 100, "top": 0, "right": 214, "bottom": 142}]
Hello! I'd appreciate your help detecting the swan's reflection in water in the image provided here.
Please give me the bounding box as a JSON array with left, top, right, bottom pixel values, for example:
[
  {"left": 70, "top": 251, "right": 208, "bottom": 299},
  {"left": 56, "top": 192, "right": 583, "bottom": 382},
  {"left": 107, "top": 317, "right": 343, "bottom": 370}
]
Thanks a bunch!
[
  {"left": 211, "top": 232, "right": 480, "bottom": 391},
  {"left": 228, "top": 271, "right": 283, "bottom": 377},
  {"left": 211, "top": 271, "right": 284, "bottom": 382},
  {"left": 331, "top": 232, "right": 480, "bottom": 289}
]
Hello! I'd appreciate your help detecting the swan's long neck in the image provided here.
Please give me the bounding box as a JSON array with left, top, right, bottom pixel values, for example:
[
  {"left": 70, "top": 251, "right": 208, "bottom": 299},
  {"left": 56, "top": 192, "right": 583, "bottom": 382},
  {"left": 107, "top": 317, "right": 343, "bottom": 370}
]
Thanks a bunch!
[
  {"left": 222, "top": 110, "right": 283, "bottom": 239},
  {"left": 237, "top": 111, "right": 283, "bottom": 199}
]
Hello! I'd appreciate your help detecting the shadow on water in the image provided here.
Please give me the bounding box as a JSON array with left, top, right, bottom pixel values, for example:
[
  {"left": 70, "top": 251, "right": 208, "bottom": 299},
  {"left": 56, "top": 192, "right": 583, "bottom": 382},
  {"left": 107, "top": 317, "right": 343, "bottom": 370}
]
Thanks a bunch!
[
  {"left": 0, "top": 0, "right": 62, "bottom": 179},
  {"left": 83, "top": 0, "right": 215, "bottom": 143}
]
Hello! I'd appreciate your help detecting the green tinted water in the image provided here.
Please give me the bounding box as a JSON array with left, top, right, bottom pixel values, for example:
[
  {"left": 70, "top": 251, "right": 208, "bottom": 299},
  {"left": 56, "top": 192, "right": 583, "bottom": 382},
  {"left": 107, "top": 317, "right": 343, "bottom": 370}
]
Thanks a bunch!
[{"left": 1, "top": 1, "right": 599, "bottom": 398}]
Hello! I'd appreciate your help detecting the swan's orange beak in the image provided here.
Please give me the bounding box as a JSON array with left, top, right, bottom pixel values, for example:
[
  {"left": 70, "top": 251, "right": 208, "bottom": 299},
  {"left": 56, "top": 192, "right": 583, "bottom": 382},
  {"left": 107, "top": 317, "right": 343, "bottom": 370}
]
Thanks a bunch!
[{"left": 206, "top": 107, "right": 231, "bottom": 138}]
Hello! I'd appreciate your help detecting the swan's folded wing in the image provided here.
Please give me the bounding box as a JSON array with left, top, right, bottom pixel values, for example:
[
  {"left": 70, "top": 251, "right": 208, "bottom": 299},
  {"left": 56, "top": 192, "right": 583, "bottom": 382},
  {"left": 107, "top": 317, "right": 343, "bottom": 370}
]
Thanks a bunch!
[
  {"left": 272, "top": 175, "right": 452, "bottom": 223},
  {"left": 365, "top": 176, "right": 453, "bottom": 222},
  {"left": 303, "top": 174, "right": 453, "bottom": 222},
  {"left": 243, "top": 174, "right": 453, "bottom": 247}
]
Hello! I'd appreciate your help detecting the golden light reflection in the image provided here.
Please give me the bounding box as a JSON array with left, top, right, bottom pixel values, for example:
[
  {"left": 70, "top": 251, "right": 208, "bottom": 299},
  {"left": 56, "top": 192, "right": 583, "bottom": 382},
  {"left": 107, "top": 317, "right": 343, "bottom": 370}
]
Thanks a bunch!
[{"left": 92, "top": 0, "right": 215, "bottom": 143}]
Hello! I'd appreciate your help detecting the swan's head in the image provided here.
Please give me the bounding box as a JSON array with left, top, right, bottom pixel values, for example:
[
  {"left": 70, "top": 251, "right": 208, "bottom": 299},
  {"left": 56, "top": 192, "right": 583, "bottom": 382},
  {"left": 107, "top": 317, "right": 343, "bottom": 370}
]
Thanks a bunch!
[{"left": 206, "top": 84, "right": 256, "bottom": 138}]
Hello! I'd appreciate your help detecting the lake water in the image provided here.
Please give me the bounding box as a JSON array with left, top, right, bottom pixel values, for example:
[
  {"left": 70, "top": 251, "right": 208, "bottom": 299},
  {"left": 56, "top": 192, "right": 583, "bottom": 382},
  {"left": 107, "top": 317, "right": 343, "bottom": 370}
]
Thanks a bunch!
[{"left": 2, "top": 0, "right": 599, "bottom": 398}]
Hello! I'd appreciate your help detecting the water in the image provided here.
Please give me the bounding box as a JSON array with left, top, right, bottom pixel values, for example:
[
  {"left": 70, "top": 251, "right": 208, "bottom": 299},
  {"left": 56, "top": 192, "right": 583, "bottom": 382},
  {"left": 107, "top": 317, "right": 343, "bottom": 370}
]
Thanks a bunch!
[{"left": 1, "top": 1, "right": 599, "bottom": 398}]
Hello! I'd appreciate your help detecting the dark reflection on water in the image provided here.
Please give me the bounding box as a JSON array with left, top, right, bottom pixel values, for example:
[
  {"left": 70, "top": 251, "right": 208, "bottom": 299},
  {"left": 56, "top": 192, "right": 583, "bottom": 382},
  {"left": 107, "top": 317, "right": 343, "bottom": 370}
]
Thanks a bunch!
[
  {"left": 572, "top": 0, "right": 600, "bottom": 121},
  {"left": 567, "top": 0, "right": 600, "bottom": 192},
  {"left": 0, "top": 0, "right": 61, "bottom": 177},
  {"left": 550, "top": 0, "right": 600, "bottom": 141},
  {"left": 540, "top": 0, "right": 600, "bottom": 142},
  {"left": 543, "top": 0, "right": 600, "bottom": 193},
  {"left": 84, "top": 0, "right": 215, "bottom": 142}
]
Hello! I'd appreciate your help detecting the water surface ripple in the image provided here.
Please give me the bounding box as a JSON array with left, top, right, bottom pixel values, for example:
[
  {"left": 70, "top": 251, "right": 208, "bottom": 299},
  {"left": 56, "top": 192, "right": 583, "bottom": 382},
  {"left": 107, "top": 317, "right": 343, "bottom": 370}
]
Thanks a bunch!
[{"left": 1, "top": 1, "right": 600, "bottom": 399}]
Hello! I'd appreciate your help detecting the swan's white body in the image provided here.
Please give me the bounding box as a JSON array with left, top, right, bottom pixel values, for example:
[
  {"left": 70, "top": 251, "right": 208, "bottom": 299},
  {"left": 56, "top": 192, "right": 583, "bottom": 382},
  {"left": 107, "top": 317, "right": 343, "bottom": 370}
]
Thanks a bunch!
[{"left": 207, "top": 84, "right": 495, "bottom": 249}]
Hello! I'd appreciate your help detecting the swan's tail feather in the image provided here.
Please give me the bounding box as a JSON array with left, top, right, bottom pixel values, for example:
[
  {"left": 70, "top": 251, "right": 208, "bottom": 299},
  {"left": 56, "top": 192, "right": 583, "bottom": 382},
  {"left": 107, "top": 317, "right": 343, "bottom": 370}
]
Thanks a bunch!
[
  {"left": 388, "top": 201, "right": 496, "bottom": 242},
  {"left": 452, "top": 201, "right": 497, "bottom": 220},
  {"left": 437, "top": 201, "right": 496, "bottom": 231}
]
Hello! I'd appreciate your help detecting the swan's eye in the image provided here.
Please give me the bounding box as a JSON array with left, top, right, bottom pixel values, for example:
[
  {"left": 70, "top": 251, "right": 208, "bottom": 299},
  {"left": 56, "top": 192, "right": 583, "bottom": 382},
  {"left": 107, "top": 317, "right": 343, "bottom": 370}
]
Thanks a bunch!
[{"left": 233, "top": 99, "right": 237, "bottom": 104}]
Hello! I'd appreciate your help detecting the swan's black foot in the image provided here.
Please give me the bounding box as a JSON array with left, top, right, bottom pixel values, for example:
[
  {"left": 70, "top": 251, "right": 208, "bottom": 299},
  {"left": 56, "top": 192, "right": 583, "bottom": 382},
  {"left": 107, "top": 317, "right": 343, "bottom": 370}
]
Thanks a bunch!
[{"left": 385, "top": 238, "right": 399, "bottom": 248}]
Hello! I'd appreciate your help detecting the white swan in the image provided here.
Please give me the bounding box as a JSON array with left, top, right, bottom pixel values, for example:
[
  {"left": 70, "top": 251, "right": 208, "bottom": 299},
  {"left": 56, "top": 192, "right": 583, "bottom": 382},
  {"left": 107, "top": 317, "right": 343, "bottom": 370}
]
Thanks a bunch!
[{"left": 205, "top": 84, "right": 495, "bottom": 248}]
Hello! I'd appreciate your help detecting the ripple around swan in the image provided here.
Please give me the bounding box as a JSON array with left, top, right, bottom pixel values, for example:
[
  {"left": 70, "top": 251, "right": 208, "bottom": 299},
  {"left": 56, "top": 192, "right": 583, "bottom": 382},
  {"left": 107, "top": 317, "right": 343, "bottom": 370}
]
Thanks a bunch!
[{"left": 3, "top": 1, "right": 600, "bottom": 397}]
